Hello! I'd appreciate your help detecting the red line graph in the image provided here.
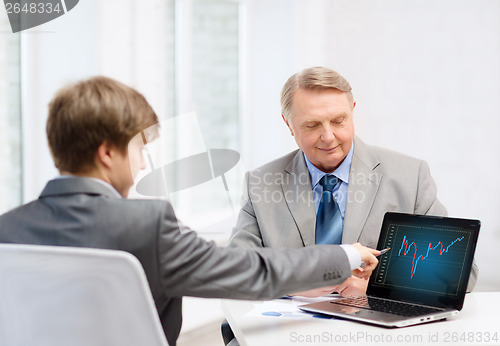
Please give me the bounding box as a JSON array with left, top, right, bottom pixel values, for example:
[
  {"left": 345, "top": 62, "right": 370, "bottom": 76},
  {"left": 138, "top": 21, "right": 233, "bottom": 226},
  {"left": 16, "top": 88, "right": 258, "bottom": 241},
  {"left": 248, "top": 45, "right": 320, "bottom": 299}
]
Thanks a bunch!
[{"left": 398, "top": 235, "right": 464, "bottom": 278}]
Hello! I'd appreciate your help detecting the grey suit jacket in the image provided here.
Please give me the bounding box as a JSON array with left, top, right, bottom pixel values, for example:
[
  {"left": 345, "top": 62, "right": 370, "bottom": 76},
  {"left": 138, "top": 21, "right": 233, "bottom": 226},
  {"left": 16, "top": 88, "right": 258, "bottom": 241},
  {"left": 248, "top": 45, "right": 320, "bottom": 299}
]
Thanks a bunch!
[
  {"left": 0, "top": 178, "right": 353, "bottom": 345},
  {"left": 230, "top": 137, "right": 478, "bottom": 290}
]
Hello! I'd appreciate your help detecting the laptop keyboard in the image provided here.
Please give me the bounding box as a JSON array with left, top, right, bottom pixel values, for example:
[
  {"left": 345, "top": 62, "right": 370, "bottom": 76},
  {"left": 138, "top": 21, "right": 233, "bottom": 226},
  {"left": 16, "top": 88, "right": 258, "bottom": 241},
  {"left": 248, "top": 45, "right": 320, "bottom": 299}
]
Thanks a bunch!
[{"left": 331, "top": 296, "right": 443, "bottom": 317}]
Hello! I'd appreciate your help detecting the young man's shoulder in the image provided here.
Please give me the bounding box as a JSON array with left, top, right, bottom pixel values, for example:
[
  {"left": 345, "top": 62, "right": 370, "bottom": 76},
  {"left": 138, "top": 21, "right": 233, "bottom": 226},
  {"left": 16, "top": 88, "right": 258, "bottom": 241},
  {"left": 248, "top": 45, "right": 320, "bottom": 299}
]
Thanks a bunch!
[{"left": 105, "top": 196, "right": 175, "bottom": 219}]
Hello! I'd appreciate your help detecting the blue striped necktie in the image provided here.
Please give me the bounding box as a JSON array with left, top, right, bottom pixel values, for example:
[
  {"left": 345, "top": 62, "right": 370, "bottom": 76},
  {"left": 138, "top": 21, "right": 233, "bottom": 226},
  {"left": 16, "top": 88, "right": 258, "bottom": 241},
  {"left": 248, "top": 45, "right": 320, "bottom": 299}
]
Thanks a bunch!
[{"left": 315, "top": 175, "right": 343, "bottom": 244}]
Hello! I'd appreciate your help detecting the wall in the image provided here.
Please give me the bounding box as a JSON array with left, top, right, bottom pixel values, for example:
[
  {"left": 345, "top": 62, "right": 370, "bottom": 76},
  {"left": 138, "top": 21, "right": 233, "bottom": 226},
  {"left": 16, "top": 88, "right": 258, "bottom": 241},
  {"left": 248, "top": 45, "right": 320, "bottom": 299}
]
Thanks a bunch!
[{"left": 0, "top": 11, "right": 21, "bottom": 212}]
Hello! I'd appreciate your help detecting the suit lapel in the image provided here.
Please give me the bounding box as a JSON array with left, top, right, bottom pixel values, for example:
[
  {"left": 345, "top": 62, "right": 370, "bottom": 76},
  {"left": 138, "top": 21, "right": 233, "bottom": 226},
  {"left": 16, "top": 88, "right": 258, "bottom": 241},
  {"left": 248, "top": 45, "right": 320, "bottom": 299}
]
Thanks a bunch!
[
  {"left": 283, "top": 151, "right": 316, "bottom": 246},
  {"left": 342, "top": 137, "right": 382, "bottom": 244}
]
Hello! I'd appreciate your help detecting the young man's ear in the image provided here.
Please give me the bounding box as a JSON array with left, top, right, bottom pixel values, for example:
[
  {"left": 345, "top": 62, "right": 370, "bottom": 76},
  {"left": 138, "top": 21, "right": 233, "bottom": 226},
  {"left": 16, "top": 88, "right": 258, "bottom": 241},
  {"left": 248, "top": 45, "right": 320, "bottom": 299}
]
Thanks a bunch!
[{"left": 96, "top": 141, "right": 114, "bottom": 169}]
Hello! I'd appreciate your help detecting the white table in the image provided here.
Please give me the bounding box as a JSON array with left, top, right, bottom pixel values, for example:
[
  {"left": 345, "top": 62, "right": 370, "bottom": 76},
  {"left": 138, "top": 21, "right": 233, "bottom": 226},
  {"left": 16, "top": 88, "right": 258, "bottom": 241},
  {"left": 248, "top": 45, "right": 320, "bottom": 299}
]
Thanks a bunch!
[{"left": 222, "top": 292, "right": 500, "bottom": 346}]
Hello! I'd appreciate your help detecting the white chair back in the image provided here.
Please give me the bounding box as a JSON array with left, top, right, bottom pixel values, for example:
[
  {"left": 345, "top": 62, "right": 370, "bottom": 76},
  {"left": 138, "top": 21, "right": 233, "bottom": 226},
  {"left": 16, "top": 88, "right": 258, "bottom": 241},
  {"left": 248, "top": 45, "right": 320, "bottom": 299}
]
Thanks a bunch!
[{"left": 0, "top": 244, "right": 168, "bottom": 346}]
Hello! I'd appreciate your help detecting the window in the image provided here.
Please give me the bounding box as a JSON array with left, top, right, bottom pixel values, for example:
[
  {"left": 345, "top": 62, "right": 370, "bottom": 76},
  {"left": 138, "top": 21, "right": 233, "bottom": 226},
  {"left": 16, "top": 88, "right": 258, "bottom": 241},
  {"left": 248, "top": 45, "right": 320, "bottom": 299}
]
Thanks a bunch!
[
  {"left": 131, "top": 0, "right": 245, "bottom": 235},
  {"left": 0, "top": 15, "right": 21, "bottom": 213}
]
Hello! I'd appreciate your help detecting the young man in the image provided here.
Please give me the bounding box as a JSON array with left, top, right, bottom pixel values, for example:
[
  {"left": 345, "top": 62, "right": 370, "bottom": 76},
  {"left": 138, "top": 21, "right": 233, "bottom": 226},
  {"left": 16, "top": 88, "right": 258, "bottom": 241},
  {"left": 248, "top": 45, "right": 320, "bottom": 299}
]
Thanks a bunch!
[{"left": 0, "top": 76, "right": 379, "bottom": 346}]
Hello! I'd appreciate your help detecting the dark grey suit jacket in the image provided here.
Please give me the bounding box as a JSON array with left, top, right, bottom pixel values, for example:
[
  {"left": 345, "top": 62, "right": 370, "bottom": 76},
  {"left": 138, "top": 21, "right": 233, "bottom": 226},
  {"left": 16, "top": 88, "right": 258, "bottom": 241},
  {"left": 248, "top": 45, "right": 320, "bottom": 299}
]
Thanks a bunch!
[
  {"left": 230, "top": 137, "right": 478, "bottom": 290},
  {"left": 0, "top": 177, "right": 352, "bottom": 345}
]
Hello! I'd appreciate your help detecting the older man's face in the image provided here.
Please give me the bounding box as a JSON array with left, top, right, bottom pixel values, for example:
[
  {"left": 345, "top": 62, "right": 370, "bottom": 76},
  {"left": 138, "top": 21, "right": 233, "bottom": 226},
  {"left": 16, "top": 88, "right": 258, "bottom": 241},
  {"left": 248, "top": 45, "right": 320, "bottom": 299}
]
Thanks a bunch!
[{"left": 284, "top": 88, "right": 355, "bottom": 173}]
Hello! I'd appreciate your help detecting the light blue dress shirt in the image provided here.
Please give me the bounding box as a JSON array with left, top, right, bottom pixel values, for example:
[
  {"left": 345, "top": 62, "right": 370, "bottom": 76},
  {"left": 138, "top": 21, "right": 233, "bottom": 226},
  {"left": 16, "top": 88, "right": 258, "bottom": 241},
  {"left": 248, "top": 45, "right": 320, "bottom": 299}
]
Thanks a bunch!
[
  {"left": 304, "top": 142, "right": 360, "bottom": 269},
  {"left": 304, "top": 141, "right": 354, "bottom": 218}
]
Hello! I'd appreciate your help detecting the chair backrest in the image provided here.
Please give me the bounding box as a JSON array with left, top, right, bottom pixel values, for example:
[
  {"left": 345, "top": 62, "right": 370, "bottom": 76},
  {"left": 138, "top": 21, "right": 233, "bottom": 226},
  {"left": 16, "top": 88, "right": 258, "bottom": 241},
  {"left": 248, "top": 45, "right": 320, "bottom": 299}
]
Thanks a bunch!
[{"left": 0, "top": 244, "right": 168, "bottom": 346}]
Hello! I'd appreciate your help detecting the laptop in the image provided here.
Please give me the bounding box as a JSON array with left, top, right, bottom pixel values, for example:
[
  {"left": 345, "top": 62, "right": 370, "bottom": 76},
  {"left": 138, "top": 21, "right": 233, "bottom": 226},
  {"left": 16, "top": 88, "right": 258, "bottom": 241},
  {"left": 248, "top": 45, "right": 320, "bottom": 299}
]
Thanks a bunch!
[{"left": 300, "top": 212, "right": 480, "bottom": 327}]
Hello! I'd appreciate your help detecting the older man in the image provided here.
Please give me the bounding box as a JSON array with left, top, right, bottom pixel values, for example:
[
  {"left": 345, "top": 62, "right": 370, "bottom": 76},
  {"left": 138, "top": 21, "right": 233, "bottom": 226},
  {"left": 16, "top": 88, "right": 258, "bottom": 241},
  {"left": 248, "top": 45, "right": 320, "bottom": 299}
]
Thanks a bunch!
[{"left": 230, "top": 66, "right": 477, "bottom": 297}]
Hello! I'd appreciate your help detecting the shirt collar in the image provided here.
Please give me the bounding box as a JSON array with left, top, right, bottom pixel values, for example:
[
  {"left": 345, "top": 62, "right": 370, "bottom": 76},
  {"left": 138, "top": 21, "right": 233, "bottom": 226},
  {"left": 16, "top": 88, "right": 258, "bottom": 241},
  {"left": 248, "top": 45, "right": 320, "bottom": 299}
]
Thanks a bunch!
[{"left": 304, "top": 141, "right": 354, "bottom": 188}]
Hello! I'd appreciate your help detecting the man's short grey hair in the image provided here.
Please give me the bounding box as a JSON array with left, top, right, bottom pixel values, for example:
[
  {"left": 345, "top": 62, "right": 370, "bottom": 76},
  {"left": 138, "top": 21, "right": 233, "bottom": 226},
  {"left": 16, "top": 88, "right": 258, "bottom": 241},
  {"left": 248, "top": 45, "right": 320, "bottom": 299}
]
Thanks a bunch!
[{"left": 280, "top": 67, "right": 354, "bottom": 120}]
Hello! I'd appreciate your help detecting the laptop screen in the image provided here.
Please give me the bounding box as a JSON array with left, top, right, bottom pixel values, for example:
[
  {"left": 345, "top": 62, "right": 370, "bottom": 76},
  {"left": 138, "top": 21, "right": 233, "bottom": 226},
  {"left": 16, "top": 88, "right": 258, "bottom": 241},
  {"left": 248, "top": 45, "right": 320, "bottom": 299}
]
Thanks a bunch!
[{"left": 368, "top": 213, "right": 480, "bottom": 310}]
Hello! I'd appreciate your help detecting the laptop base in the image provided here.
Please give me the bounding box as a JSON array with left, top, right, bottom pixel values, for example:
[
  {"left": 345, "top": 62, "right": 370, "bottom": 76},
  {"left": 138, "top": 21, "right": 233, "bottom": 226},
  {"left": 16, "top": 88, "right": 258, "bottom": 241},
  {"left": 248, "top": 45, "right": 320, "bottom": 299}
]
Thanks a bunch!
[{"left": 300, "top": 300, "right": 457, "bottom": 327}]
